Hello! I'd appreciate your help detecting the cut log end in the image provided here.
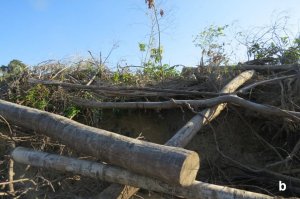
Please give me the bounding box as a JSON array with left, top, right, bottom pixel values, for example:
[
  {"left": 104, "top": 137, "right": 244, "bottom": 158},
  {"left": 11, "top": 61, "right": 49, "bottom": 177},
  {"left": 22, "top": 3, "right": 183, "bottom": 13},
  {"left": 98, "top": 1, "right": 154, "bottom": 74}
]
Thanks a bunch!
[
  {"left": 0, "top": 99, "right": 201, "bottom": 186},
  {"left": 179, "top": 151, "right": 200, "bottom": 186}
]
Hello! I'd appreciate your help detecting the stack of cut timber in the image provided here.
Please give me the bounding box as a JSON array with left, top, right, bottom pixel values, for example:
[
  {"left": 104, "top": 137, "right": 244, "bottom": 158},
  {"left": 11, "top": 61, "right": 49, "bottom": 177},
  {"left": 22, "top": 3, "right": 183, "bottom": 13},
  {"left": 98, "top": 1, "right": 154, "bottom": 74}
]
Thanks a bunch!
[{"left": 0, "top": 99, "right": 199, "bottom": 186}]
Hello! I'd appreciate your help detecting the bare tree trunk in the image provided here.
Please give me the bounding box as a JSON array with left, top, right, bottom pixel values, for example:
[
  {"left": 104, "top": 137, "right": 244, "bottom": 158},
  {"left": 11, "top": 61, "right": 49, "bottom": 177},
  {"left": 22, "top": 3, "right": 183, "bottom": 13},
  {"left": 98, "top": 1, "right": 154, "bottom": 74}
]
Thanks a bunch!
[
  {"left": 70, "top": 94, "right": 300, "bottom": 120},
  {"left": 166, "top": 70, "right": 255, "bottom": 147},
  {"left": 11, "top": 147, "right": 272, "bottom": 199},
  {"left": 0, "top": 99, "right": 199, "bottom": 186},
  {"left": 101, "top": 70, "right": 255, "bottom": 198}
]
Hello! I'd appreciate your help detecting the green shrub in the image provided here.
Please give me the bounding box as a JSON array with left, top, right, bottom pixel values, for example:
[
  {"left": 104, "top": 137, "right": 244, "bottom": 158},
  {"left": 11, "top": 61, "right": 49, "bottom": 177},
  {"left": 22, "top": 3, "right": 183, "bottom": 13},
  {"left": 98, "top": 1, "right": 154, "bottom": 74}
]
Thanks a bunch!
[{"left": 25, "top": 84, "right": 50, "bottom": 110}]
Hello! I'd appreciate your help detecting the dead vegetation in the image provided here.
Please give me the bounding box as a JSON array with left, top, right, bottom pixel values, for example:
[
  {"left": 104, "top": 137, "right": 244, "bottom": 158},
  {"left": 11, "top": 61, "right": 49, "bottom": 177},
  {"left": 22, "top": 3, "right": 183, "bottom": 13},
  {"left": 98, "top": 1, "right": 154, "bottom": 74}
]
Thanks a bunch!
[{"left": 0, "top": 59, "right": 300, "bottom": 198}]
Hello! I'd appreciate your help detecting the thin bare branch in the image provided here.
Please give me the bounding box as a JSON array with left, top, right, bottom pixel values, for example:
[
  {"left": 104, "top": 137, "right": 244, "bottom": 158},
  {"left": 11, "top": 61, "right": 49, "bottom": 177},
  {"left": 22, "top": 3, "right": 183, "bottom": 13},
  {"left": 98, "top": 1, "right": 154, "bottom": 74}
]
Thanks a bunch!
[
  {"left": 28, "top": 78, "right": 224, "bottom": 97},
  {"left": 238, "top": 74, "right": 297, "bottom": 94}
]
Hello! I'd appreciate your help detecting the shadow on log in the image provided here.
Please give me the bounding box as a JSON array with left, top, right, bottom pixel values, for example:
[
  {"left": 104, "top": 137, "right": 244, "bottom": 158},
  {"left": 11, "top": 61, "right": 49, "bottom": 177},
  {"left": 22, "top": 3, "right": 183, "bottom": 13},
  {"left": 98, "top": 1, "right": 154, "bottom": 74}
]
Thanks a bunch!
[
  {"left": 11, "top": 147, "right": 273, "bottom": 199},
  {"left": 99, "top": 70, "right": 256, "bottom": 198},
  {"left": 0, "top": 99, "right": 199, "bottom": 186}
]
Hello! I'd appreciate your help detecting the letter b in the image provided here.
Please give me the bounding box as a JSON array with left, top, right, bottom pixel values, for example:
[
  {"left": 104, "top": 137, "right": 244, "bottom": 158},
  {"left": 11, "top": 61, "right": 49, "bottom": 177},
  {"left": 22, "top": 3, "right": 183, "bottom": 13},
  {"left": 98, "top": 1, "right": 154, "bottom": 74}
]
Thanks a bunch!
[{"left": 279, "top": 181, "right": 286, "bottom": 191}]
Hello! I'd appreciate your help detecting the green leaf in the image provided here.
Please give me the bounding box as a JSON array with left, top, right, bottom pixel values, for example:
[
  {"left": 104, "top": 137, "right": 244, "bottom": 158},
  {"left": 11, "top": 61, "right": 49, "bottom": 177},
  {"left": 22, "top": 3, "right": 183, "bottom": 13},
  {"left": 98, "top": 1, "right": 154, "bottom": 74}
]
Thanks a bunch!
[
  {"left": 64, "top": 106, "right": 80, "bottom": 119},
  {"left": 139, "top": 43, "right": 146, "bottom": 52}
]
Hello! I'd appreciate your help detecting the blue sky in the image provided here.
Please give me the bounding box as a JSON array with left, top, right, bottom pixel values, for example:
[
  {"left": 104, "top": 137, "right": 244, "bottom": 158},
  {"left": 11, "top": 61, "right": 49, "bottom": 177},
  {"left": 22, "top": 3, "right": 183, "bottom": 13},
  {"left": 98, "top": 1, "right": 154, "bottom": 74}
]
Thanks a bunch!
[{"left": 1, "top": 0, "right": 300, "bottom": 67}]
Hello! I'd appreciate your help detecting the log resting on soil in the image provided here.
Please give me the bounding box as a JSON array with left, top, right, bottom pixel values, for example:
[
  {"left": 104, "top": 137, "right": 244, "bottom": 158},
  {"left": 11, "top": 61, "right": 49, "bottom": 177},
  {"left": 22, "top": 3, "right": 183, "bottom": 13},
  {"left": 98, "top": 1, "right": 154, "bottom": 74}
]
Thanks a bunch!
[
  {"left": 167, "top": 70, "right": 255, "bottom": 147},
  {"left": 11, "top": 147, "right": 273, "bottom": 199},
  {"left": 0, "top": 99, "right": 199, "bottom": 186},
  {"left": 101, "top": 70, "right": 256, "bottom": 198}
]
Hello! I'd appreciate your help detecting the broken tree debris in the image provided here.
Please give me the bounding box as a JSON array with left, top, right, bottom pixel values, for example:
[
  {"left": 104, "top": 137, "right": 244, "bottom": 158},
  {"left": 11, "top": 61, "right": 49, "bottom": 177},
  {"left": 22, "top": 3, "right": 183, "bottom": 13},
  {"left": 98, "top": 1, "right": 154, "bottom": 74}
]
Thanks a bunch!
[
  {"left": 28, "top": 78, "right": 223, "bottom": 97},
  {"left": 100, "top": 70, "right": 257, "bottom": 199},
  {"left": 2, "top": 62, "right": 300, "bottom": 198},
  {"left": 12, "top": 147, "right": 273, "bottom": 199},
  {"left": 71, "top": 94, "right": 300, "bottom": 121},
  {"left": 236, "top": 63, "right": 300, "bottom": 71},
  {"left": 167, "top": 70, "right": 255, "bottom": 147},
  {"left": 0, "top": 99, "right": 199, "bottom": 186}
]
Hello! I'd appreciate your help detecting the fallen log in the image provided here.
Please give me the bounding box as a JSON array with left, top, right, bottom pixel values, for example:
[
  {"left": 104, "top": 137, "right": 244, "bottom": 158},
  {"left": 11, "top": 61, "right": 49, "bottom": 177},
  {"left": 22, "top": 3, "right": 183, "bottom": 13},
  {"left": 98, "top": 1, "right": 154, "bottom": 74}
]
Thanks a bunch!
[
  {"left": 0, "top": 99, "right": 199, "bottom": 186},
  {"left": 11, "top": 147, "right": 273, "bottom": 199},
  {"left": 28, "top": 78, "right": 223, "bottom": 97},
  {"left": 101, "top": 70, "right": 256, "bottom": 198},
  {"left": 72, "top": 95, "right": 300, "bottom": 120},
  {"left": 166, "top": 70, "right": 255, "bottom": 147}
]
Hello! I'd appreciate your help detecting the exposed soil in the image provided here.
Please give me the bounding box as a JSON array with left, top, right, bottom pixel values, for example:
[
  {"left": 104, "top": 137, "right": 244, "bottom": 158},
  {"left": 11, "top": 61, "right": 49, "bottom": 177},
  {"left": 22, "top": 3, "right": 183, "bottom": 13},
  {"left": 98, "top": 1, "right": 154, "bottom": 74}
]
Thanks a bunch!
[{"left": 1, "top": 65, "right": 300, "bottom": 198}]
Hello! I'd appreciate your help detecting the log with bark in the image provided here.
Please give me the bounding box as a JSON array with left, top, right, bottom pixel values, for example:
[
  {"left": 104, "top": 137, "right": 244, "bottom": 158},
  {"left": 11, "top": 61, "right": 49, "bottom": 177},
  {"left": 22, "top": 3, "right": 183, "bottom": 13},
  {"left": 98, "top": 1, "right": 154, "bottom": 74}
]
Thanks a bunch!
[
  {"left": 0, "top": 99, "right": 199, "bottom": 186},
  {"left": 100, "top": 70, "right": 256, "bottom": 198},
  {"left": 11, "top": 147, "right": 273, "bottom": 199},
  {"left": 167, "top": 70, "right": 255, "bottom": 147},
  {"left": 71, "top": 94, "right": 300, "bottom": 121}
]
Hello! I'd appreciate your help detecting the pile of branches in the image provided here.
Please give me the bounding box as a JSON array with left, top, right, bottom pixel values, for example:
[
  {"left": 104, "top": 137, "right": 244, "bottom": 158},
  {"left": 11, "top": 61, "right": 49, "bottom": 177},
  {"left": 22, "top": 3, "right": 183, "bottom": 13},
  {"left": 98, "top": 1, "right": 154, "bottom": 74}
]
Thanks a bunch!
[{"left": 1, "top": 60, "right": 300, "bottom": 198}]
